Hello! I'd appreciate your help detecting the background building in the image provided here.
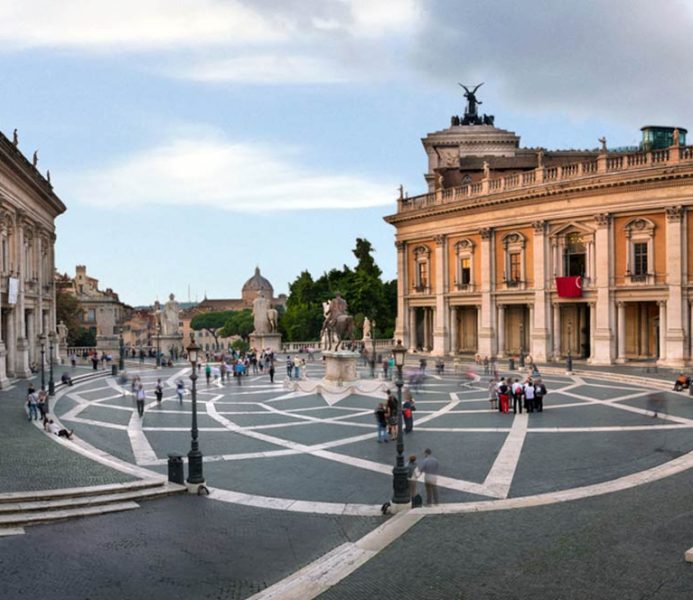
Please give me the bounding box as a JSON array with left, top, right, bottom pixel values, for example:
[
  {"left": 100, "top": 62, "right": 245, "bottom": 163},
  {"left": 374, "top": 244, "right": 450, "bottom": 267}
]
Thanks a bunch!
[
  {"left": 0, "top": 131, "right": 66, "bottom": 386},
  {"left": 386, "top": 97, "right": 693, "bottom": 366},
  {"left": 55, "top": 265, "right": 130, "bottom": 342},
  {"left": 181, "top": 267, "right": 286, "bottom": 350}
]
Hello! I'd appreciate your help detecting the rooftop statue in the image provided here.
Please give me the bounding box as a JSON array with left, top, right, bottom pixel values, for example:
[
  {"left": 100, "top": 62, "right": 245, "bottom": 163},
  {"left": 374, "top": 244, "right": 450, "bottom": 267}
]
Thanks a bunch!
[{"left": 459, "top": 82, "right": 483, "bottom": 118}]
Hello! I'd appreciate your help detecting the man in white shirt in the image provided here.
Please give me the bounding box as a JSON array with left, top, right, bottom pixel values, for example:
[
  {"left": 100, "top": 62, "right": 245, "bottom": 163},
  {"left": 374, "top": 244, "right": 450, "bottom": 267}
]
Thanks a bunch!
[
  {"left": 524, "top": 379, "right": 536, "bottom": 413},
  {"left": 511, "top": 378, "right": 524, "bottom": 414}
]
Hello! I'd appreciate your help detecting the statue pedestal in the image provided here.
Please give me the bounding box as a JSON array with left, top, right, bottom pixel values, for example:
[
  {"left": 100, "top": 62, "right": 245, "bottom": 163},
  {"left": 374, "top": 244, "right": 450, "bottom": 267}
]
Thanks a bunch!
[
  {"left": 322, "top": 351, "right": 359, "bottom": 383},
  {"left": 250, "top": 333, "right": 282, "bottom": 353},
  {"left": 159, "top": 334, "right": 184, "bottom": 357}
]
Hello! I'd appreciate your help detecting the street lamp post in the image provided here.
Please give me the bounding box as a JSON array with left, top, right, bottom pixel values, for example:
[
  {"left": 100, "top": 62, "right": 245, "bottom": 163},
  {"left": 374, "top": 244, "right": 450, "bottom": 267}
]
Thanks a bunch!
[
  {"left": 519, "top": 322, "right": 525, "bottom": 368},
  {"left": 186, "top": 335, "right": 205, "bottom": 492},
  {"left": 156, "top": 323, "right": 161, "bottom": 369},
  {"left": 391, "top": 340, "right": 410, "bottom": 509},
  {"left": 48, "top": 331, "right": 55, "bottom": 397},
  {"left": 119, "top": 328, "right": 124, "bottom": 371},
  {"left": 38, "top": 333, "right": 46, "bottom": 391},
  {"left": 566, "top": 321, "right": 573, "bottom": 373},
  {"left": 370, "top": 318, "right": 376, "bottom": 379}
]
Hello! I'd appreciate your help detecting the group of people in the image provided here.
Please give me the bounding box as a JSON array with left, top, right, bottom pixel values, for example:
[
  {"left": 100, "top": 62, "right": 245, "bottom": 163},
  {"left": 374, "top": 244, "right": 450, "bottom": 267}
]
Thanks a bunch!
[
  {"left": 488, "top": 376, "right": 548, "bottom": 413},
  {"left": 374, "top": 388, "right": 417, "bottom": 443},
  {"left": 25, "top": 383, "right": 74, "bottom": 439}
]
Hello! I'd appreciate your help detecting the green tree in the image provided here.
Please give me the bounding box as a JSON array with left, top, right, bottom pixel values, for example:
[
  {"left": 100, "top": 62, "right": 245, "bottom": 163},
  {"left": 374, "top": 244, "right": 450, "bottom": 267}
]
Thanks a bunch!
[
  {"left": 280, "top": 239, "right": 397, "bottom": 341},
  {"left": 219, "top": 309, "right": 254, "bottom": 341},
  {"left": 190, "top": 311, "right": 235, "bottom": 348},
  {"left": 56, "top": 290, "right": 82, "bottom": 346}
]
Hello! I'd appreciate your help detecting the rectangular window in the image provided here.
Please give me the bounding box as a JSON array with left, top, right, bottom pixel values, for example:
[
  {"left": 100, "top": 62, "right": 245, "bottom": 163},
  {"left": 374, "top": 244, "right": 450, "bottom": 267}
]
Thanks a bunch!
[
  {"left": 460, "top": 257, "right": 471, "bottom": 285},
  {"left": 85, "top": 309, "right": 96, "bottom": 322},
  {"left": 509, "top": 253, "right": 521, "bottom": 282},
  {"left": 633, "top": 242, "right": 648, "bottom": 276}
]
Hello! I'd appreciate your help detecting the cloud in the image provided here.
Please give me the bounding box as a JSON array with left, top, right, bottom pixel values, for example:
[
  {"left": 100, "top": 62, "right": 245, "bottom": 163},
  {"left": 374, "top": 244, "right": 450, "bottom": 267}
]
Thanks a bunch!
[
  {"left": 411, "top": 0, "right": 693, "bottom": 124},
  {"left": 63, "top": 135, "right": 396, "bottom": 212},
  {"left": 172, "top": 54, "right": 350, "bottom": 84},
  {"left": 0, "top": 0, "right": 423, "bottom": 84}
]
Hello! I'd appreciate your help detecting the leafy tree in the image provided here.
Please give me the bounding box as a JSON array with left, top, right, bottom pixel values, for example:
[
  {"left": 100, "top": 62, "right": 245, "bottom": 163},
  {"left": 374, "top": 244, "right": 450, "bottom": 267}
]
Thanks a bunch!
[
  {"left": 56, "top": 290, "right": 83, "bottom": 346},
  {"left": 231, "top": 339, "right": 249, "bottom": 353},
  {"left": 73, "top": 328, "right": 96, "bottom": 347},
  {"left": 279, "top": 238, "right": 397, "bottom": 341},
  {"left": 190, "top": 311, "right": 235, "bottom": 348},
  {"left": 219, "top": 309, "right": 254, "bottom": 341}
]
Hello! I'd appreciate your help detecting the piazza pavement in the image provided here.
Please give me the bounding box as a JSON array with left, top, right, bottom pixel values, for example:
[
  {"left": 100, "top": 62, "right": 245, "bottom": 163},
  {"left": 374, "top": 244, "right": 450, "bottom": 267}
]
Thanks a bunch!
[{"left": 1, "top": 355, "right": 693, "bottom": 599}]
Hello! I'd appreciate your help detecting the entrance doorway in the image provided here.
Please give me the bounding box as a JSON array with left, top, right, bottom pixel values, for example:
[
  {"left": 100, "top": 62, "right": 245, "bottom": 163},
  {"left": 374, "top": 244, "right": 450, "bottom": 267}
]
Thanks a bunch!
[
  {"left": 624, "top": 302, "right": 658, "bottom": 359},
  {"left": 505, "top": 305, "right": 529, "bottom": 355},
  {"left": 454, "top": 306, "right": 478, "bottom": 353},
  {"left": 560, "top": 304, "right": 591, "bottom": 358}
]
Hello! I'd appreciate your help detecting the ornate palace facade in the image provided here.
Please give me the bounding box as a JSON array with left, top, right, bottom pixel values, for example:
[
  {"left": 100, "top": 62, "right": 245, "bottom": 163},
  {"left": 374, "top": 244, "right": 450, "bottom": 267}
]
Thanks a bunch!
[
  {"left": 0, "top": 131, "right": 66, "bottom": 386},
  {"left": 385, "top": 100, "right": 693, "bottom": 366}
]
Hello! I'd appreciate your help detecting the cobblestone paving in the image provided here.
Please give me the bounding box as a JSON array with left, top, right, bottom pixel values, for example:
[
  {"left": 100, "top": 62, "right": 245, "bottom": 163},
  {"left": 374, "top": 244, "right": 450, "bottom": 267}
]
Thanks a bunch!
[
  {"left": 0, "top": 366, "right": 134, "bottom": 492},
  {"left": 319, "top": 465, "right": 693, "bottom": 600},
  {"left": 0, "top": 495, "right": 380, "bottom": 600},
  {"left": 4, "top": 357, "right": 693, "bottom": 599}
]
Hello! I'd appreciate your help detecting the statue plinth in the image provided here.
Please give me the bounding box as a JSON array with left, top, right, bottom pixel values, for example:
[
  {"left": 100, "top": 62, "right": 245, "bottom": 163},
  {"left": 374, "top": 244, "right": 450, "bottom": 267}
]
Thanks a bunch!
[
  {"left": 250, "top": 332, "right": 282, "bottom": 353},
  {"left": 322, "top": 350, "right": 359, "bottom": 383},
  {"left": 159, "top": 334, "right": 183, "bottom": 356}
]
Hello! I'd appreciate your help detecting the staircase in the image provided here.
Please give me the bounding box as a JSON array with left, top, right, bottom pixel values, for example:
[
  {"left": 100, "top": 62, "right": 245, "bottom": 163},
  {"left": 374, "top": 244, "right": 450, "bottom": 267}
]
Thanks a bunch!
[{"left": 0, "top": 478, "right": 185, "bottom": 536}]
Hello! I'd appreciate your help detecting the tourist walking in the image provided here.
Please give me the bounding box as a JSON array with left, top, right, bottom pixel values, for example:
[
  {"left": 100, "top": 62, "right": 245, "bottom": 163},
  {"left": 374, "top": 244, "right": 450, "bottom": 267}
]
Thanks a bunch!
[
  {"left": 534, "top": 378, "right": 547, "bottom": 412},
  {"left": 176, "top": 379, "right": 185, "bottom": 403},
  {"left": 374, "top": 402, "right": 388, "bottom": 443},
  {"left": 26, "top": 385, "right": 39, "bottom": 421},
  {"left": 407, "top": 454, "right": 418, "bottom": 498},
  {"left": 135, "top": 383, "right": 146, "bottom": 417},
  {"left": 286, "top": 356, "right": 293, "bottom": 380},
  {"left": 524, "top": 378, "right": 536, "bottom": 413},
  {"left": 488, "top": 378, "right": 498, "bottom": 410},
  {"left": 386, "top": 390, "right": 398, "bottom": 440},
  {"left": 497, "top": 377, "right": 510, "bottom": 413},
  {"left": 403, "top": 388, "right": 416, "bottom": 433},
  {"left": 511, "top": 378, "right": 524, "bottom": 414},
  {"left": 417, "top": 448, "right": 440, "bottom": 505},
  {"left": 205, "top": 363, "right": 211, "bottom": 385},
  {"left": 154, "top": 378, "right": 163, "bottom": 404}
]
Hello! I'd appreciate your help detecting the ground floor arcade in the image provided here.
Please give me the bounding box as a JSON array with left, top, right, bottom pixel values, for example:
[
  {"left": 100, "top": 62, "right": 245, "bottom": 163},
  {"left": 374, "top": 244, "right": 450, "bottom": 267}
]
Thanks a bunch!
[{"left": 401, "top": 295, "right": 683, "bottom": 366}]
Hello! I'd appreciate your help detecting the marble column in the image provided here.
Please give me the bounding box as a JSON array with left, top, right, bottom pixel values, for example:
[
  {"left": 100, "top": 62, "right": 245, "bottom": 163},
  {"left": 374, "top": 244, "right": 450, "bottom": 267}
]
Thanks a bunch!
[
  {"left": 423, "top": 308, "right": 431, "bottom": 351},
  {"left": 497, "top": 304, "right": 506, "bottom": 358},
  {"left": 432, "top": 235, "right": 447, "bottom": 356},
  {"left": 449, "top": 306, "right": 458, "bottom": 355},
  {"left": 478, "top": 228, "right": 496, "bottom": 357},
  {"left": 408, "top": 308, "right": 417, "bottom": 352},
  {"left": 591, "top": 213, "right": 615, "bottom": 364},
  {"left": 552, "top": 303, "right": 561, "bottom": 358},
  {"left": 616, "top": 302, "right": 626, "bottom": 363},
  {"left": 664, "top": 206, "right": 686, "bottom": 366}
]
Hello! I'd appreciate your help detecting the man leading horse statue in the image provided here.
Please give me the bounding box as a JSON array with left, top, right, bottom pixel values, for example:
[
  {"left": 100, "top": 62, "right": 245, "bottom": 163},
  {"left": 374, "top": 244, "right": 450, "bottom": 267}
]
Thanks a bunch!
[{"left": 321, "top": 293, "right": 354, "bottom": 351}]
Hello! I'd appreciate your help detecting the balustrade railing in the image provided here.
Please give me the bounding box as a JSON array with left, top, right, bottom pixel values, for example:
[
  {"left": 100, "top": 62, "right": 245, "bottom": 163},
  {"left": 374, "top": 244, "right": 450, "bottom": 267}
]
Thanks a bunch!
[{"left": 398, "top": 144, "right": 693, "bottom": 213}]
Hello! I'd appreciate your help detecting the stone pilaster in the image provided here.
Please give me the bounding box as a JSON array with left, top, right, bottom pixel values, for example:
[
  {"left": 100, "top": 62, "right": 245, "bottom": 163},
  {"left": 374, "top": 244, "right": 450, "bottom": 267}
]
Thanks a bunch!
[
  {"left": 591, "top": 213, "right": 615, "bottom": 364},
  {"left": 663, "top": 206, "right": 686, "bottom": 366},
  {"left": 394, "top": 241, "right": 407, "bottom": 346},
  {"left": 531, "top": 220, "right": 550, "bottom": 361},
  {"left": 478, "top": 227, "right": 496, "bottom": 357},
  {"left": 432, "top": 234, "right": 447, "bottom": 356}
]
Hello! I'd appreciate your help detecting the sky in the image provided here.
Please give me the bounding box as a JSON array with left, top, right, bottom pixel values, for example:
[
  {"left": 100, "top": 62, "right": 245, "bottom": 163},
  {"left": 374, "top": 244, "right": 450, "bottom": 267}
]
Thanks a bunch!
[{"left": 2, "top": 0, "right": 693, "bottom": 305}]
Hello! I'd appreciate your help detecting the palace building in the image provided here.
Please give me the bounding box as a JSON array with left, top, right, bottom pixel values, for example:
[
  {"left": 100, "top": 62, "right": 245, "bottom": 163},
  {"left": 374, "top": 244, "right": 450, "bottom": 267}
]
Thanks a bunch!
[
  {"left": 0, "top": 130, "right": 66, "bottom": 386},
  {"left": 385, "top": 93, "right": 693, "bottom": 366}
]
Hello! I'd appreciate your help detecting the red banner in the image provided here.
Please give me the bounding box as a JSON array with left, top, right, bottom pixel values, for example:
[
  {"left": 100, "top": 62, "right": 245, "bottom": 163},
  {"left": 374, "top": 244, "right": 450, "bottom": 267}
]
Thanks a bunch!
[{"left": 555, "top": 276, "right": 582, "bottom": 298}]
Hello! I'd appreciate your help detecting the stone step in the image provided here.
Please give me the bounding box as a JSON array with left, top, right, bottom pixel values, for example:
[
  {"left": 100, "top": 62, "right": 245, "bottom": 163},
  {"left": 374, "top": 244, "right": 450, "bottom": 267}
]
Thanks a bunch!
[
  {"left": 0, "top": 501, "right": 139, "bottom": 527},
  {"left": 0, "top": 478, "right": 166, "bottom": 504},
  {"left": 0, "top": 483, "right": 182, "bottom": 514}
]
